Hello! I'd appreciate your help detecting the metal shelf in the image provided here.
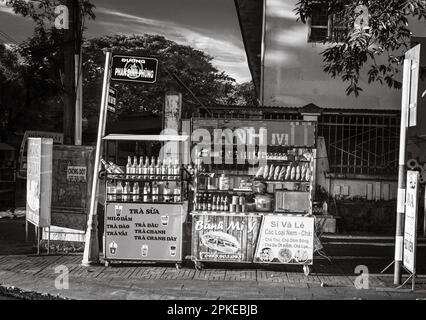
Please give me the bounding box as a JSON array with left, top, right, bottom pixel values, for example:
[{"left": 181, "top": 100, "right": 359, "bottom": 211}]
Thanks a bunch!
[{"left": 253, "top": 179, "right": 311, "bottom": 183}]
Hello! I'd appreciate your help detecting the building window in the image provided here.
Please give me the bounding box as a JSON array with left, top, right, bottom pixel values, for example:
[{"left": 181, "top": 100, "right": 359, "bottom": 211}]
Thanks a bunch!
[{"left": 308, "top": 3, "right": 348, "bottom": 43}]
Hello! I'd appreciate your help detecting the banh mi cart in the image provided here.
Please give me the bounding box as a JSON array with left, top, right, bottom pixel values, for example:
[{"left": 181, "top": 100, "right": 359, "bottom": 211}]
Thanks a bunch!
[{"left": 189, "top": 118, "right": 318, "bottom": 275}]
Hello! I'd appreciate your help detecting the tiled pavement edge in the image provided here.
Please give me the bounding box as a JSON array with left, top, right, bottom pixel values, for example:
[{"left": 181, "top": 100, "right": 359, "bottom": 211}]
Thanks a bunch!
[{"left": 0, "top": 254, "right": 426, "bottom": 300}]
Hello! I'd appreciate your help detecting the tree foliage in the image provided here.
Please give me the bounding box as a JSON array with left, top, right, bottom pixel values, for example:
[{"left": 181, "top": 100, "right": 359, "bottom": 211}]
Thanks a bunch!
[
  {"left": 294, "top": 0, "right": 426, "bottom": 96},
  {"left": 82, "top": 34, "right": 237, "bottom": 119}
]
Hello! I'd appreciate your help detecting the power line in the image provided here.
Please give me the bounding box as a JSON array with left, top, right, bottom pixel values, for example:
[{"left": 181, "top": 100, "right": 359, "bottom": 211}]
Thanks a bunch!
[{"left": 0, "top": 29, "right": 19, "bottom": 45}]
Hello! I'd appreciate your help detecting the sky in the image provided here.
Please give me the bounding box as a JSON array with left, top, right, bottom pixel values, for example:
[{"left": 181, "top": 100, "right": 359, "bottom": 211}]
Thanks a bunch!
[{"left": 0, "top": 0, "right": 251, "bottom": 83}]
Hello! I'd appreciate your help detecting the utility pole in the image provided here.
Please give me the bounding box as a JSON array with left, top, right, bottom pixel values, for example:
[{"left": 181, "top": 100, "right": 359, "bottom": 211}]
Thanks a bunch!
[
  {"left": 74, "top": 1, "right": 83, "bottom": 146},
  {"left": 63, "top": 0, "right": 79, "bottom": 145}
]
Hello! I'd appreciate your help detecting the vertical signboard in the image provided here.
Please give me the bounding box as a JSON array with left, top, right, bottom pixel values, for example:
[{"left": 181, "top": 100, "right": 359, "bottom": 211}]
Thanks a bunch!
[
  {"left": 254, "top": 215, "right": 314, "bottom": 265},
  {"left": 105, "top": 203, "right": 183, "bottom": 262},
  {"left": 26, "top": 138, "right": 53, "bottom": 228},
  {"left": 108, "top": 87, "right": 117, "bottom": 113},
  {"left": 403, "top": 170, "right": 419, "bottom": 274}
]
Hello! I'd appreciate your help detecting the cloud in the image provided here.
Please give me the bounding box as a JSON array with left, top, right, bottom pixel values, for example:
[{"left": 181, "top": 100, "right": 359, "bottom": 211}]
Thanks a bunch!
[{"left": 91, "top": 7, "right": 250, "bottom": 82}]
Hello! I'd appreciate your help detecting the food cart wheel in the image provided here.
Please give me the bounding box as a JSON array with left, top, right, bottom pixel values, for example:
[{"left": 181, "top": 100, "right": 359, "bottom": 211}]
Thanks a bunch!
[
  {"left": 303, "top": 265, "right": 311, "bottom": 276},
  {"left": 194, "top": 261, "right": 204, "bottom": 271},
  {"left": 175, "top": 263, "right": 182, "bottom": 271},
  {"left": 104, "top": 260, "right": 109, "bottom": 267}
]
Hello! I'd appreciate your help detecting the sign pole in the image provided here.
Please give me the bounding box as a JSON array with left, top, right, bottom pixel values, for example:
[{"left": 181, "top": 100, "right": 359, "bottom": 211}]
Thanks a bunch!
[
  {"left": 394, "top": 59, "right": 411, "bottom": 285},
  {"left": 82, "top": 50, "right": 112, "bottom": 266}
]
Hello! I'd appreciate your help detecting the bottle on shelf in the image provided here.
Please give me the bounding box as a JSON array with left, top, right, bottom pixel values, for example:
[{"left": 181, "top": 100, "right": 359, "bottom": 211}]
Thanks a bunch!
[
  {"left": 143, "top": 182, "right": 151, "bottom": 202},
  {"left": 152, "top": 181, "right": 159, "bottom": 202},
  {"left": 207, "top": 193, "right": 212, "bottom": 211},
  {"left": 219, "top": 196, "right": 224, "bottom": 211},
  {"left": 137, "top": 156, "right": 144, "bottom": 176},
  {"left": 161, "top": 159, "right": 168, "bottom": 179},
  {"left": 106, "top": 179, "right": 116, "bottom": 201},
  {"left": 173, "top": 159, "right": 180, "bottom": 179},
  {"left": 101, "top": 159, "right": 114, "bottom": 173},
  {"left": 156, "top": 159, "right": 162, "bottom": 180},
  {"left": 163, "top": 182, "right": 171, "bottom": 202},
  {"left": 142, "top": 157, "right": 149, "bottom": 179},
  {"left": 132, "top": 156, "right": 138, "bottom": 178},
  {"left": 200, "top": 193, "right": 205, "bottom": 211},
  {"left": 216, "top": 195, "right": 221, "bottom": 212},
  {"left": 149, "top": 156, "right": 156, "bottom": 180},
  {"left": 116, "top": 181, "right": 123, "bottom": 201},
  {"left": 123, "top": 181, "right": 130, "bottom": 201},
  {"left": 108, "top": 161, "right": 124, "bottom": 174},
  {"left": 212, "top": 195, "right": 217, "bottom": 211},
  {"left": 173, "top": 187, "right": 181, "bottom": 203},
  {"left": 224, "top": 196, "right": 229, "bottom": 212},
  {"left": 126, "top": 156, "right": 132, "bottom": 179},
  {"left": 133, "top": 182, "right": 140, "bottom": 202},
  {"left": 167, "top": 159, "right": 174, "bottom": 180}
]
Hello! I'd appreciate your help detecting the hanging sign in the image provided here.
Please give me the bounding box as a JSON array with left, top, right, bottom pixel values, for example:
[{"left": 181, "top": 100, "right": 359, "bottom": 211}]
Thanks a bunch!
[
  {"left": 108, "top": 87, "right": 117, "bottom": 113},
  {"left": 111, "top": 55, "right": 158, "bottom": 84}
]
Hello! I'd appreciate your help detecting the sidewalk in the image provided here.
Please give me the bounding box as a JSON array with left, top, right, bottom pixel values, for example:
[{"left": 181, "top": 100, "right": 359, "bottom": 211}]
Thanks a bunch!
[
  {"left": 0, "top": 253, "right": 426, "bottom": 300},
  {"left": 1, "top": 217, "right": 426, "bottom": 300}
]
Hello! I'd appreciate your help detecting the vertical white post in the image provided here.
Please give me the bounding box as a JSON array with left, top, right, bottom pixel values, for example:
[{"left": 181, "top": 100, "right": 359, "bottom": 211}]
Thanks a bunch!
[
  {"left": 394, "top": 59, "right": 411, "bottom": 284},
  {"left": 82, "top": 50, "right": 112, "bottom": 266},
  {"left": 75, "top": 50, "right": 83, "bottom": 146}
]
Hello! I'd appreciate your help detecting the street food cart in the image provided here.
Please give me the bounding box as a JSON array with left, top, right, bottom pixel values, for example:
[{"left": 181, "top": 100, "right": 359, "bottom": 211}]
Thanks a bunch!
[
  {"left": 189, "top": 119, "right": 318, "bottom": 275},
  {"left": 102, "top": 134, "right": 191, "bottom": 268}
]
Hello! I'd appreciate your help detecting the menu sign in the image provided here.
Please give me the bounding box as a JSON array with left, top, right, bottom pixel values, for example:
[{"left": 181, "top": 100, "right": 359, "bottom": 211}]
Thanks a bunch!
[
  {"left": 191, "top": 213, "right": 262, "bottom": 262},
  {"left": 403, "top": 171, "right": 419, "bottom": 274},
  {"left": 105, "top": 203, "right": 182, "bottom": 262},
  {"left": 254, "top": 215, "right": 314, "bottom": 265}
]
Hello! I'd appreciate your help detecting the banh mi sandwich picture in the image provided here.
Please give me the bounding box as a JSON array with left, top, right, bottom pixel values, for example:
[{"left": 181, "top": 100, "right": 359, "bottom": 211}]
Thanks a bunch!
[{"left": 200, "top": 231, "right": 241, "bottom": 254}]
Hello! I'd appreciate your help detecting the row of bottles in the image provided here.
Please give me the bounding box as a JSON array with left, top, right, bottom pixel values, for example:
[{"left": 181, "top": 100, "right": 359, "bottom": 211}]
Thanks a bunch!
[
  {"left": 107, "top": 180, "right": 181, "bottom": 203},
  {"left": 125, "top": 156, "right": 181, "bottom": 180},
  {"left": 194, "top": 193, "right": 229, "bottom": 212}
]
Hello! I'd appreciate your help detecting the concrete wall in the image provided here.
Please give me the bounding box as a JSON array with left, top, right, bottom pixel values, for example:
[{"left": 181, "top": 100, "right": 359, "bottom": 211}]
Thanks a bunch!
[{"left": 262, "top": 0, "right": 426, "bottom": 110}]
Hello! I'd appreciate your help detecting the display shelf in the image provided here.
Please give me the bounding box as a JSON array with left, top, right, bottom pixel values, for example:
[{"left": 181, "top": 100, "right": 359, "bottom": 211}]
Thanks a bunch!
[
  {"left": 265, "top": 158, "right": 311, "bottom": 163},
  {"left": 105, "top": 200, "right": 184, "bottom": 205},
  {"left": 253, "top": 178, "right": 311, "bottom": 183},
  {"left": 190, "top": 210, "right": 260, "bottom": 216},
  {"left": 196, "top": 189, "right": 253, "bottom": 194}
]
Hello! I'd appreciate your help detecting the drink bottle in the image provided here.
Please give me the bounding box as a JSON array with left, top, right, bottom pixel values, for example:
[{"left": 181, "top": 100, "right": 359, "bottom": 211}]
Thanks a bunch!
[
  {"left": 116, "top": 181, "right": 123, "bottom": 201},
  {"left": 149, "top": 157, "right": 156, "bottom": 180},
  {"left": 133, "top": 182, "right": 140, "bottom": 202},
  {"left": 137, "top": 156, "right": 143, "bottom": 176},
  {"left": 163, "top": 182, "right": 171, "bottom": 202},
  {"left": 142, "top": 157, "right": 149, "bottom": 179},
  {"left": 101, "top": 159, "right": 114, "bottom": 173},
  {"left": 123, "top": 182, "right": 130, "bottom": 201},
  {"left": 173, "top": 187, "right": 181, "bottom": 203},
  {"left": 126, "top": 156, "right": 132, "bottom": 179},
  {"left": 156, "top": 160, "right": 162, "bottom": 180},
  {"left": 143, "top": 182, "right": 150, "bottom": 202},
  {"left": 152, "top": 182, "right": 159, "bottom": 202}
]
